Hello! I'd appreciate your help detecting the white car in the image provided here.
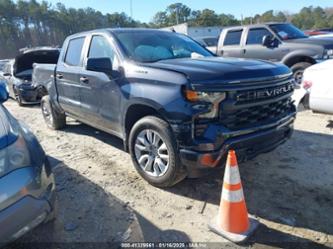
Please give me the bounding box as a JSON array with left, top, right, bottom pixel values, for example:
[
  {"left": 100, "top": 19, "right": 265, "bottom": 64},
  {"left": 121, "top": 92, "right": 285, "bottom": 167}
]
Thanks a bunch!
[
  {"left": 292, "top": 83, "right": 308, "bottom": 109},
  {"left": 302, "top": 60, "right": 333, "bottom": 114}
]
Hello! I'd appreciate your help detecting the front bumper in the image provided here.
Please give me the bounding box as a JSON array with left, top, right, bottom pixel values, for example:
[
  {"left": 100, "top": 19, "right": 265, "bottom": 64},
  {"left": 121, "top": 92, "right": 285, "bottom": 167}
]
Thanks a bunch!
[
  {"left": 179, "top": 116, "right": 294, "bottom": 175},
  {"left": 0, "top": 159, "right": 56, "bottom": 244}
]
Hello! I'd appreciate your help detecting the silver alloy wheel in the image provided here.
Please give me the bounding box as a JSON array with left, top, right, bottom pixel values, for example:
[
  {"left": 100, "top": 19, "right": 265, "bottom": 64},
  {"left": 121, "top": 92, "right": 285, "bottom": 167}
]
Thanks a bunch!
[{"left": 134, "top": 129, "right": 170, "bottom": 177}]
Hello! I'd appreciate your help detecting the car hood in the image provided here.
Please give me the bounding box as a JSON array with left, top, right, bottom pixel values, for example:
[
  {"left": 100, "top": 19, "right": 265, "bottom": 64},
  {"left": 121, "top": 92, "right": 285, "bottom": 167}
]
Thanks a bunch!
[
  {"left": 0, "top": 106, "right": 19, "bottom": 150},
  {"left": 14, "top": 49, "right": 59, "bottom": 79},
  {"left": 144, "top": 57, "right": 290, "bottom": 88},
  {"left": 285, "top": 38, "right": 333, "bottom": 48}
]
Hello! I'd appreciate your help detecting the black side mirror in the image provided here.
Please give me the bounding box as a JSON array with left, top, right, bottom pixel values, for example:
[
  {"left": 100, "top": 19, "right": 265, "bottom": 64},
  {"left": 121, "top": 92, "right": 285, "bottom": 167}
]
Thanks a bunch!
[
  {"left": 262, "top": 35, "right": 272, "bottom": 47},
  {"left": 262, "top": 35, "right": 279, "bottom": 48},
  {"left": 0, "top": 82, "right": 9, "bottom": 103},
  {"left": 86, "top": 58, "right": 113, "bottom": 75}
]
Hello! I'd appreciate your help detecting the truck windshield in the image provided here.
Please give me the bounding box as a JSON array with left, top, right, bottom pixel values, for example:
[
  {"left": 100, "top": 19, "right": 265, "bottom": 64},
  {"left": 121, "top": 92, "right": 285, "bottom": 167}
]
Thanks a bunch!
[
  {"left": 113, "top": 30, "right": 213, "bottom": 63},
  {"left": 269, "top": 24, "right": 308, "bottom": 40}
]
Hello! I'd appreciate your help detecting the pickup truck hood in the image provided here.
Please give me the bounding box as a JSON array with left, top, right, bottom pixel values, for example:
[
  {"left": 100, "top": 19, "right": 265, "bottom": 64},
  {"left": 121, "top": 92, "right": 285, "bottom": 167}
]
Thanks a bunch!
[
  {"left": 0, "top": 106, "right": 18, "bottom": 150},
  {"left": 144, "top": 57, "right": 290, "bottom": 85},
  {"left": 285, "top": 38, "right": 333, "bottom": 49}
]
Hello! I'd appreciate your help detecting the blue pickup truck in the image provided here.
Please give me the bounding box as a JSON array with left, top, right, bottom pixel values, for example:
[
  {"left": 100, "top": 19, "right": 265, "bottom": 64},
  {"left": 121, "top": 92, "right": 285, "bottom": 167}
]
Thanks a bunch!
[{"left": 33, "top": 28, "right": 296, "bottom": 187}]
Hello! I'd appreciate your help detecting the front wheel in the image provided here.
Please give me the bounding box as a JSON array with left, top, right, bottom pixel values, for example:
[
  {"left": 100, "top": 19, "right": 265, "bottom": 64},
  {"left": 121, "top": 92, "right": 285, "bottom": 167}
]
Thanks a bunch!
[
  {"left": 41, "top": 96, "right": 66, "bottom": 130},
  {"left": 291, "top": 62, "right": 312, "bottom": 85},
  {"left": 129, "top": 116, "right": 187, "bottom": 188}
]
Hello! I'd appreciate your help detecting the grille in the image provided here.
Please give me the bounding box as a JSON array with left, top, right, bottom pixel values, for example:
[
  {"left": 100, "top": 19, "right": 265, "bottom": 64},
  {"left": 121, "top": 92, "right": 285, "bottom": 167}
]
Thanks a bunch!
[
  {"left": 220, "top": 98, "right": 294, "bottom": 130},
  {"left": 234, "top": 82, "right": 294, "bottom": 105}
]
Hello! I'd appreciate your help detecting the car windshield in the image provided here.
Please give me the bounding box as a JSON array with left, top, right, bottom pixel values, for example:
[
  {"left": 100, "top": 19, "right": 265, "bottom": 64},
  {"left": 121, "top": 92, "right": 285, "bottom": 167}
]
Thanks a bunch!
[
  {"left": 269, "top": 23, "right": 308, "bottom": 40},
  {"left": 113, "top": 30, "right": 213, "bottom": 63}
]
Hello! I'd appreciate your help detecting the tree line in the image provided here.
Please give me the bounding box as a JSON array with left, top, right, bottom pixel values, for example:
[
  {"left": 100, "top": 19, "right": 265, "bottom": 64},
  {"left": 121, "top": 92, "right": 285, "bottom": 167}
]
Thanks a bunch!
[{"left": 1, "top": 0, "right": 333, "bottom": 59}]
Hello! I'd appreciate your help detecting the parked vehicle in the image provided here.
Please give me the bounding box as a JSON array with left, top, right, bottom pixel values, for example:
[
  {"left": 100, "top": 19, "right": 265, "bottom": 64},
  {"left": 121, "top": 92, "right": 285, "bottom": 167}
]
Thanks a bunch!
[
  {"left": 0, "top": 81, "right": 56, "bottom": 244},
  {"left": 2, "top": 47, "right": 59, "bottom": 106},
  {"left": 36, "top": 28, "right": 296, "bottom": 187},
  {"left": 194, "top": 36, "right": 218, "bottom": 54},
  {"left": 217, "top": 23, "right": 333, "bottom": 85},
  {"left": 302, "top": 60, "right": 333, "bottom": 114},
  {"left": 292, "top": 78, "right": 310, "bottom": 109},
  {"left": 0, "top": 60, "right": 10, "bottom": 78}
]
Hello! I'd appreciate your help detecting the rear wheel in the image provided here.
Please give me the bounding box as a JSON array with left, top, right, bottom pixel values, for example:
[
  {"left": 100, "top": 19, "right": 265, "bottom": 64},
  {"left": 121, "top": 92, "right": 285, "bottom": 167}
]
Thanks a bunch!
[
  {"left": 41, "top": 95, "right": 66, "bottom": 130},
  {"left": 13, "top": 87, "right": 23, "bottom": 106},
  {"left": 291, "top": 62, "right": 312, "bottom": 85},
  {"left": 129, "top": 116, "right": 187, "bottom": 188}
]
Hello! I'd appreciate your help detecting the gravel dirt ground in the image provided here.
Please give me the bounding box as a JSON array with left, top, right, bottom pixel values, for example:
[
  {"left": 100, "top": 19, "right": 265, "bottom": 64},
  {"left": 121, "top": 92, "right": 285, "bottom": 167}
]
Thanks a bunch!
[{"left": 3, "top": 99, "right": 333, "bottom": 249}]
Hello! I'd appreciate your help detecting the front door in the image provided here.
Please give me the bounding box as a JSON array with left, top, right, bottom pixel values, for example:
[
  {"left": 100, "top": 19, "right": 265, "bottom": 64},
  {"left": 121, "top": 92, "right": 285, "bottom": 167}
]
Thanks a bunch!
[
  {"left": 78, "top": 34, "right": 122, "bottom": 135},
  {"left": 242, "top": 27, "right": 288, "bottom": 62}
]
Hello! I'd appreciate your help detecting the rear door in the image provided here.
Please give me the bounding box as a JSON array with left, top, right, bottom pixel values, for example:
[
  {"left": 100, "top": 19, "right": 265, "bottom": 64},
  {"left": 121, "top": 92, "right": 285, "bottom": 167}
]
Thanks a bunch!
[
  {"left": 56, "top": 36, "right": 86, "bottom": 117},
  {"left": 218, "top": 29, "right": 244, "bottom": 57},
  {"left": 77, "top": 34, "right": 122, "bottom": 135}
]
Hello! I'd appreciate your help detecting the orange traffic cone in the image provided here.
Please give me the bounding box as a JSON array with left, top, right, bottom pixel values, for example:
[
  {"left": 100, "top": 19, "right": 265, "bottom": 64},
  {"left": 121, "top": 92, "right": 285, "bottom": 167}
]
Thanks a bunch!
[{"left": 209, "top": 150, "right": 259, "bottom": 243}]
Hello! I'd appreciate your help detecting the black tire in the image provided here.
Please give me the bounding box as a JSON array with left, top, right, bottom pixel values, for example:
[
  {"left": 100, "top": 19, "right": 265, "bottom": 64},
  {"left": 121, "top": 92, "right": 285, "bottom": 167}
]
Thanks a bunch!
[
  {"left": 41, "top": 95, "right": 66, "bottom": 130},
  {"left": 13, "top": 87, "right": 23, "bottom": 106},
  {"left": 129, "top": 116, "right": 187, "bottom": 188},
  {"left": 16, "top": 94, "right": 23, "bottom": 106},
  {"left": 291, "top": 62, "right": 312, "bottom": 85}
]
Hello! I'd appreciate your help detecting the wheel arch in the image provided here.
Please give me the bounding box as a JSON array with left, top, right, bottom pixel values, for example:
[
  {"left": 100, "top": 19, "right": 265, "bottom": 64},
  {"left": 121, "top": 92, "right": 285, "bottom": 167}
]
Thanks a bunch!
[
  {"left": 123, "top": 103, "right": 168, "bottom": 151},
  {"left": 283, "top": 55, "right": 316, "bottom": 68}
]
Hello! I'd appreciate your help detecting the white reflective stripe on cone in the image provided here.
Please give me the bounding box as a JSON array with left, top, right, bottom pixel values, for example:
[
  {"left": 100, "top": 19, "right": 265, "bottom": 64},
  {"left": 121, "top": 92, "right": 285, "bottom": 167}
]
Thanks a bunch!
[
  {"left": 222, "top": 189, "right": 244, "bottom": 203},
  {"left": 224, "top": 165, "right": 241, "bottom": 185}
]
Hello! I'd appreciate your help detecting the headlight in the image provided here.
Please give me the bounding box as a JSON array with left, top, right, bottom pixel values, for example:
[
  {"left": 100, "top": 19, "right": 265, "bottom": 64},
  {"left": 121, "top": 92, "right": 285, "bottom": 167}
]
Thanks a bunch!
[
  {"left": 0, "top": 135, "right": 30, "bottom": 176},
  {"left": 184, "top": 89, "right": 226, "bottom": 118}
]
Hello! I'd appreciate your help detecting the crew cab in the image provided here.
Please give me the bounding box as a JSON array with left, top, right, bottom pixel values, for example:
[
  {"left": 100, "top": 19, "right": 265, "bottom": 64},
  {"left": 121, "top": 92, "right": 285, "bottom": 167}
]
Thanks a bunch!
[
  {"left": 36, "top": 28, "right": 296, "bottom": 187},
  {"left": 2, "top": 47, "right": 59, "bottom": 105},
  {"left": 217, "top": 23, "right": 333, "bottom": 86}
]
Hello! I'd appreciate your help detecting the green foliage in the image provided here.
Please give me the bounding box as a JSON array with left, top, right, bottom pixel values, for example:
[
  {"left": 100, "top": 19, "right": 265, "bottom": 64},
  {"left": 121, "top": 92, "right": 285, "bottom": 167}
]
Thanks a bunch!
[
  {"left": 0, "top": 0, "right": 140, "bottom": 58},
  {"left": 0, "top": 1, "right": 332, "bottom": 59}
]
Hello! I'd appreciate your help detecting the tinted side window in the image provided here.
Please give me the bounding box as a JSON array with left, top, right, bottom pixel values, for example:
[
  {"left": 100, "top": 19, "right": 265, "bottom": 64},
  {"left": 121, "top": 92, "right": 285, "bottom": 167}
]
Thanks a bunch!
[
  {"left": 65, "top": 37, "right": 85, "bottom": 66},
  {"left": 88, "top": 36, "right": 115, "bottom": 62},
  {"left": 224, "top": 30, "right": 243, "bottom": 46},
  {"left": 247, "top": 28, "right": 272, "bottom": 45}
]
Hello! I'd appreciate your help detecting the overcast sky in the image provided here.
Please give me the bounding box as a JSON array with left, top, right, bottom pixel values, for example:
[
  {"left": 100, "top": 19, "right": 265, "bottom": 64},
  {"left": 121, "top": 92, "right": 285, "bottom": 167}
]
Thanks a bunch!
[{"left": 37, "top": 0, "right": 333, "bottom": 22}]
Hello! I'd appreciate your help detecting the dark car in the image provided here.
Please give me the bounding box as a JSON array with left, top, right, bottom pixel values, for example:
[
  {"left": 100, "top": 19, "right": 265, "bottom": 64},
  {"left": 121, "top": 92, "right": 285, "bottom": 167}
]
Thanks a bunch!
[
  {"left": 35, "top": 28, "right": 295, "bottom": 187},
  {"left": 0, "top": 82, "right": 56, "bottom": 244},
  {"left": 217, "top": 22, "right": 333, "bottom": 84},
  {"left": 2, "top": 47, "right": 59, "bottom": 106}
]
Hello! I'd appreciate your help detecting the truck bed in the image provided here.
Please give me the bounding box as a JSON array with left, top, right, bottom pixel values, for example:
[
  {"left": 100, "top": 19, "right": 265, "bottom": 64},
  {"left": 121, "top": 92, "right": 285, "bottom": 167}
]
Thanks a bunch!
[{"left": 32, "top": 63, "right": 56, "bottom": 92}]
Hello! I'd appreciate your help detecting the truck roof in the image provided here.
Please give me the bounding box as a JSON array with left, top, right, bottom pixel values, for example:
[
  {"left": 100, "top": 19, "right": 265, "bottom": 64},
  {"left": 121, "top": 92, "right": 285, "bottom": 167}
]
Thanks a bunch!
[
  {"left": 224, "top": 22, "right": 288, "bottom": 30},
  {"left": 20, "top": 46, "right": 60, "bottom": 54},
  {"left": 66, "top": 28, "right": 176, "bottom": 39}
]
